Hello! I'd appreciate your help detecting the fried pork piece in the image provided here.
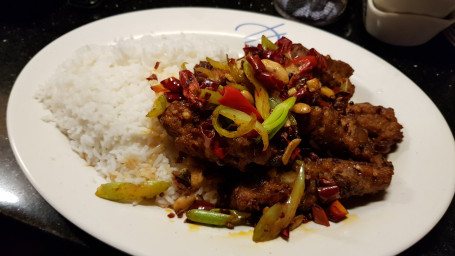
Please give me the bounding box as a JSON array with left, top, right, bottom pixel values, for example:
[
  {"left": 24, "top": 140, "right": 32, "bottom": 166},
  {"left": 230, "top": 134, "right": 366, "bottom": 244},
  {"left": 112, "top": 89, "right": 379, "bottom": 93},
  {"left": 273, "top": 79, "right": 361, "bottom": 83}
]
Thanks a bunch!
[
  {"left": 297, "top": 103, "right": 403, "bottom": 162},
  {"left": 229, "top": 157, "right": 394, "bottom": 212},
  {"left": 291, "top": 43, "right": 355, "bottom": 94},
  {"left": 291, "top": 43, "right": 354, "bottom": 80},
  {"left": 159, "top": 100, "right": 276, "bottom": 170}
]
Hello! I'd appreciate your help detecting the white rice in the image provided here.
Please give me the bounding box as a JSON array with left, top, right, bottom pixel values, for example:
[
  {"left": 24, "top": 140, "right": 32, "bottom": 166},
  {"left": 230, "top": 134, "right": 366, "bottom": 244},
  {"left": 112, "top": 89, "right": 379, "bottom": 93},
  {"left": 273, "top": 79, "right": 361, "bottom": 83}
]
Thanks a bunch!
[{"left": 35, "top": 34, "right": 233, "bottom": 207}]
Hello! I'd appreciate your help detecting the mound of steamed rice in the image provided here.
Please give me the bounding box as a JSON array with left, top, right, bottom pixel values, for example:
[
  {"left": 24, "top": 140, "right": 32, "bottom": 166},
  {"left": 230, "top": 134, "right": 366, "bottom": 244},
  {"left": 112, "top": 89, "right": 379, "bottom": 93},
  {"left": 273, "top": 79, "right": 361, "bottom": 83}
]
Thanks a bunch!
[{"left": 35, "top": 34, "right": 233, "bottom": 207}]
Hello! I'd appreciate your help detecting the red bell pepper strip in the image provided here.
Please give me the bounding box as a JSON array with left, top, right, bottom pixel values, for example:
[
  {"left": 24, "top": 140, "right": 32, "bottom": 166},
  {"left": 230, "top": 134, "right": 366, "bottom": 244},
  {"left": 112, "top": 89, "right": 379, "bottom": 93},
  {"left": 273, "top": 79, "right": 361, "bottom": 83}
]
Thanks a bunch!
[{"left": 217, "top": 86, "right": 263, "bottom": 122}]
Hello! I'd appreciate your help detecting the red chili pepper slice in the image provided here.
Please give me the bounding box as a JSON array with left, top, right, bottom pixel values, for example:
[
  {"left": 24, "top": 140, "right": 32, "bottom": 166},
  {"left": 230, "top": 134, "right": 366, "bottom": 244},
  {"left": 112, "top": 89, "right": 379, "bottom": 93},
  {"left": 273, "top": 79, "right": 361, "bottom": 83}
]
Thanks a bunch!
[{"left": 217, "top": 86, "right": 263, "bottom": 122}]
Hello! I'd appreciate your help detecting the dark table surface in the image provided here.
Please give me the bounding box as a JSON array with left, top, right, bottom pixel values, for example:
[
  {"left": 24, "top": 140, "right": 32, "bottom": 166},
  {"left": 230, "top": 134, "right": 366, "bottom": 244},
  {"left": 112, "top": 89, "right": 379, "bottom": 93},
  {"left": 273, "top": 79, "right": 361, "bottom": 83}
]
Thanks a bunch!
[{"left": 1, "top": 0, "right": 454, "bottom": 255}]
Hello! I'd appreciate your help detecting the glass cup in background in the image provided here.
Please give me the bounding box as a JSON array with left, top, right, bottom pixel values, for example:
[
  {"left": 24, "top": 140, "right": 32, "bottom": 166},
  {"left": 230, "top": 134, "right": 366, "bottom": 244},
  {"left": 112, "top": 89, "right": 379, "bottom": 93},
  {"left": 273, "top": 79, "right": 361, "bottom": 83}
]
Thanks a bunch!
[{"left": 274, "top": 0, "right": 348, "bottom": 26}]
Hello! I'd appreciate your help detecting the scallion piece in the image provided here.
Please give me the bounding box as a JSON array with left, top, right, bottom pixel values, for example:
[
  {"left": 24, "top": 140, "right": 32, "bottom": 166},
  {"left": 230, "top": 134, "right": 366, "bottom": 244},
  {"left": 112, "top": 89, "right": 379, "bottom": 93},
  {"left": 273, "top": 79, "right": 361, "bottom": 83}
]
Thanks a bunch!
[{"left": 261, "top": 97, "right": 296, "bottom": 138}]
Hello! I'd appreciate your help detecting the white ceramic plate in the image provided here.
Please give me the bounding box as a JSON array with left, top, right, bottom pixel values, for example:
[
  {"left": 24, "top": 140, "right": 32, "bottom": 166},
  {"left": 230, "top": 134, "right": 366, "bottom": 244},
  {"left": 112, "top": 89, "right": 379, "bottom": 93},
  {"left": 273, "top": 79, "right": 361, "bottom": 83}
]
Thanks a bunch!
[{"left": 7, "top": 7, "right": 455, "bottom": 256}]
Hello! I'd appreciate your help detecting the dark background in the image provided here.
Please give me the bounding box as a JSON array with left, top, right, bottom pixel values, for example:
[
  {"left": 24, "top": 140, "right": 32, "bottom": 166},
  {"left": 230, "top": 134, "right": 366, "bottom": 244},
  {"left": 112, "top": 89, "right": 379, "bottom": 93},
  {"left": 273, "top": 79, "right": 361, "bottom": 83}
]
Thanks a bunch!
[{"left": 1, "top": 0, "right": 454, "bottom": 255}]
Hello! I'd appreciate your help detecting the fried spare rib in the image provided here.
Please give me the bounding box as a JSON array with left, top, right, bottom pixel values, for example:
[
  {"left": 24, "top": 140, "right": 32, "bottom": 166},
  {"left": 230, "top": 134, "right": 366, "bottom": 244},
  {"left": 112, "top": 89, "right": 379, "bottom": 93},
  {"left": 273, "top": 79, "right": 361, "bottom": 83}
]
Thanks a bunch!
[
  {"left": 159, "top": 100, "right": 276, "bottom": 170},
  {"left": 229, "top": 157, "right": 394, "bottom": 212},
  {"left": 296, "top": 103, "right": 403, "bottom": 162}
]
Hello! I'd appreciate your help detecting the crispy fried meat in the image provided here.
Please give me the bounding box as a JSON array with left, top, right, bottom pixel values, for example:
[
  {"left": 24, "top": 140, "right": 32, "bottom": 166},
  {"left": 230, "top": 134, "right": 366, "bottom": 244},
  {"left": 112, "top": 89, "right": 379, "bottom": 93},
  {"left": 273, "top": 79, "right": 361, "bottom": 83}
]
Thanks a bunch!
[
  {"left": 159, "top": 100, "right": 276, "bottom": 170},
  {"left": 158, "top": 41, "right": 403, "bottom": 214},
  {"left": 297, "top": 103, "right": 403, "bottom": 162},
  {"left": 229, "top": 157, "right": 394, "bottom": 212}
]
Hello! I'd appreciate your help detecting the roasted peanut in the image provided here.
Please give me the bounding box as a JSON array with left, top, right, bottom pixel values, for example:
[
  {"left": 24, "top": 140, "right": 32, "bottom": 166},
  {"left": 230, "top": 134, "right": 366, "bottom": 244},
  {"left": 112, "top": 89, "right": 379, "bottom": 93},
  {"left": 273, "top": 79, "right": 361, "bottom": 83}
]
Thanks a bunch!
[
  {"left": 306, "top": 78, "right": 321, "bottom": 92},
  {"left": 173, "top": 194, "right": 196, "bottom": 214},
  {"left": 320, "top": 86, "right": 335, "bottom": 98},
  {"left": 261, "top": 59, "right": 289, "bottom": 84},
  {"left": 287, "top": 87, "right": 297, "bottom": 96},
  {"left": 292, "top": 103, "right": 311, "bottom": 114},
  {"left": 241, "top": 90, "right": 255, "bottom": 105}
]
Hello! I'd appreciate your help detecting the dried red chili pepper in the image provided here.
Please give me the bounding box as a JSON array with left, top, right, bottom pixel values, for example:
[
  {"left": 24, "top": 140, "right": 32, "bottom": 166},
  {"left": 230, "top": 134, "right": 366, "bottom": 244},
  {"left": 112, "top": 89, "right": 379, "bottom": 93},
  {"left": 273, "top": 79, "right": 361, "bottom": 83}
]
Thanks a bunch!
[
  {"left": 255, "top": 72, "right": 286, "bottom": 92},
  {"left": 179, "top": 70, "right": 204, "bottom": 108},
  {"left": 164, "top": 92, "right": 183, "bottom": 102},
  {"left": 161, "top": 77, "right": 182, "bottom": 92},
  {"left": 312, "top": 204, "right": 330, "bottom": 227},
  {"left": 246, "top": 54, "right": 266, "bottom": 72},
  {"left": 317, "top": 185, "right": 341, "bottom": 203},
  {"left": 294, "top": 87, "right": 308, "bottom": 101},
  {"left": 246, "top": 55, "right": 285, "bottom": 92},
  {"left": 243, "top": 45, "right": 262, "bottom": 56},
  {"left": 265, "top": 37, "right": 292, "bottom": 64}
]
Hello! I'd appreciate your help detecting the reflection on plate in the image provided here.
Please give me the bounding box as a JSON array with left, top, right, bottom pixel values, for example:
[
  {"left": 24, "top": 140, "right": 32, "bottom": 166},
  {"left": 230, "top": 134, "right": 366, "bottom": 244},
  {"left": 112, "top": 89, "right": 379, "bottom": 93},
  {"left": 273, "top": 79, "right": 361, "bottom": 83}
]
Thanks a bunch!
[{"left": 7, "top": 7, "right": 455, "bottom": 256}]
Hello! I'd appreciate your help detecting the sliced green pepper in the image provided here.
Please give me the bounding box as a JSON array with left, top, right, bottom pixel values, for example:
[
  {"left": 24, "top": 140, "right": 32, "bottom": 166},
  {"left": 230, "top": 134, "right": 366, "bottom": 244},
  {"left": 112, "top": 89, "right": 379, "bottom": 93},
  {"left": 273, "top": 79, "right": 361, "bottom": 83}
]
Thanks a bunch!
[
  {"left": 199, "top": 88, "right": 223, "bottom": 104},
  {"left": 253, "top": 161, "right": 305, "bottom": 242},
  {"left": 261, "top": 35, "right": 278, "bottom": 50},
  {"left": 146, "top": 95, "right": 167, "bottom": 118},
  {"left": 95, "top": 180, "right": 170, "bottom": 202},
  {"left": 243, "top": 60, "right": 270, "bottom": 119},
  {"left": 186, "top": 208, "right": 251, "bottom": 227}
]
